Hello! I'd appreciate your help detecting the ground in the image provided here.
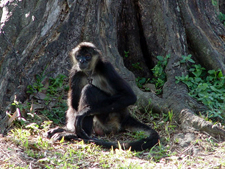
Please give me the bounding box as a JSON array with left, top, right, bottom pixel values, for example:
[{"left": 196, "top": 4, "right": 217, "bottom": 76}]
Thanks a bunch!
[
  {"left": 0, "top": 76, "right": 224, "bottom": 168},
  {"left": 1, "top": 111, "right": 225, "bottom": 168}
]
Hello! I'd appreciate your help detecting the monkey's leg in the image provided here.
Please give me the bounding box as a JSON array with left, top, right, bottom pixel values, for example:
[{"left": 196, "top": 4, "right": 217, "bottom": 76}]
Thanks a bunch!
[
  {"left": 47, "top": 84, "right": 100, "bottom": 141},
  {"left": 46, "top": 115, "right": 94, "bottom": 142},
  {"left": 46, "top": 118, "right": 93, "bottom": 142},
  {"left": 76, "top": 84, "right": 110, "bottom": 138},
  {"left": 46, "top": 107, "right": 76, "bottom": 139}
]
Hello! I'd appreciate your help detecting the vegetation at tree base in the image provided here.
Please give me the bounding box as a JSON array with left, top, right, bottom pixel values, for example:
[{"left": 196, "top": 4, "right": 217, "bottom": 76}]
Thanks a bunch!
[
  {"left": 135, "top": 55, "right": 170, "bottom": 94},
  {"left": 151, "top": 55, "right": 170, "bottom": 95},
  {"left": 176, "top": 55, "right": 225, "bottom": 122}
]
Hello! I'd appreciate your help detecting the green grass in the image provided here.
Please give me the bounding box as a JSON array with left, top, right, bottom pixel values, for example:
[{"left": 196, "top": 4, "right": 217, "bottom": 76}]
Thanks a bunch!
[{"left": 2, "top": 106, "right": 225, "bottom": 169}]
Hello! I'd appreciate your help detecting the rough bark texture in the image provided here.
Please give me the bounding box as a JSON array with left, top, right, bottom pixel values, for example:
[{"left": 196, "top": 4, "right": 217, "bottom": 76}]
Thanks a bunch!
[{"left": 0, "top": 0, "right": 225, "bottom": 138}]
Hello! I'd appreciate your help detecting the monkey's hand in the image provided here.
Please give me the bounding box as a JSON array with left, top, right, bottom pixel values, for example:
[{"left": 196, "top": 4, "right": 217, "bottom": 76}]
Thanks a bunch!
[{"left": 75, "top": 114, "right": 90, "bottom": 139}]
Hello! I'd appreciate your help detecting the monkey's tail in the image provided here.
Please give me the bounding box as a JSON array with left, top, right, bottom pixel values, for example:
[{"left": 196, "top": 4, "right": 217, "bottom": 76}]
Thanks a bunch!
[
  {"left": 85, "top": 116, "right": 159, "bottom": 151},
  {"left": 48, "top": 119, "right": 159, "bottom": 151},
  {"left": 85, "top": 133, "right": 159, "bottom": 151},
  {"left": 121, "top": 116, "right": 160, "bottom": 151},
  {"left": 120, "top": 131, "right": 159, "bottom": 151}
]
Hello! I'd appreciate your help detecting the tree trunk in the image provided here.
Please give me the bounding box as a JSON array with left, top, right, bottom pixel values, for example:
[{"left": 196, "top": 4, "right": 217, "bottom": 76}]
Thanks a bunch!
[{"left": 0, "top": 0, "right": 225, "bottom": 138}]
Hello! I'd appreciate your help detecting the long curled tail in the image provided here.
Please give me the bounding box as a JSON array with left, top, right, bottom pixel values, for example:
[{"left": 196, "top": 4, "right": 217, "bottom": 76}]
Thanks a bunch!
[
  {"left": 88, "top": 132, "right": 159, "bottom": 151},
  {"left": 86, "top": 116, "right": 159, "bottom": 151}
]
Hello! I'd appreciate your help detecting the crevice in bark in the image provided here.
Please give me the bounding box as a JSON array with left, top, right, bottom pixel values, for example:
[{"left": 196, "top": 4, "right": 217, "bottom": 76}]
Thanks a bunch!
[
  {"left": 116, "top": 0, "right": 151, "bottom": 78},
  {"left": 133, "top": 0, "right": 154, "bottom": 72},
  {"left": 116, "top": 0, "right": 129, "bottom": 57}
]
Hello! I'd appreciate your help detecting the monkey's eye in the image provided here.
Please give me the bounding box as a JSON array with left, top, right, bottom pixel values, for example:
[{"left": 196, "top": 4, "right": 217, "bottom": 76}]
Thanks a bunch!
[{"left": 85, "top": 54, "right": 91, "bottom": 60}]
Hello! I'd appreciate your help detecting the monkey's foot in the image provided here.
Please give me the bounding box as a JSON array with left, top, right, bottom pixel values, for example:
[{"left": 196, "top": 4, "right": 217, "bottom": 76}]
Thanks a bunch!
[
  {"left": 51, "top": 132, "right": 79, "bottom": 142},
  {"left": 46, "top": 127, "right": 66, "bottom": 139}
]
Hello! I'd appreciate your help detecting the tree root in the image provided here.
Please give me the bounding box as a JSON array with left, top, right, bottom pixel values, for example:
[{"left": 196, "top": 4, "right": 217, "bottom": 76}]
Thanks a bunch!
[{"left": 180, "top": 109, "right": 225, "bottom": 140}]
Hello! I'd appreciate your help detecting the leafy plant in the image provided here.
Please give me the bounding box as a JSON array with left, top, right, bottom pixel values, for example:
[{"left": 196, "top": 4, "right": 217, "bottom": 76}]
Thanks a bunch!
[
  {"left": 151, "top": 54, "right": 170, "bottom": 94},
  {"left": 41, "top": 75, "right": 68, "bottom": 124},
  {"left": 47, "top": 74, "right": 67, "bottom": 95},
  {"left": 135, "top": 77, "right": 150, "bottom": 88},
  {"left": 124, "top": 51, "right": 129, "bottom": 58},
  {"left": 26, "top": 73, "right": 68, "bottom": 124},
  {"left": 180, "top": 54, "right": 195, "bottom": 64},
  {"left": 212, "top": 0, "right": 217, "bottom": 6},
  {"left": 27, "top": 72, "right": 47, "bottom": 94},
  {"left": 41, "top": 102, "right": 67, "bottom": 124},
  {"left": 132, "top": 62, "right": 143, "bottom": 70},
  {"left": 176, "top": 55, "right": 225, "bottom": 121},
  {"left": 211, "top": 0, "right": 225, "bottom": 25},
  {"left": 134, "top": 55, "right": 169, "bottom": 93}
]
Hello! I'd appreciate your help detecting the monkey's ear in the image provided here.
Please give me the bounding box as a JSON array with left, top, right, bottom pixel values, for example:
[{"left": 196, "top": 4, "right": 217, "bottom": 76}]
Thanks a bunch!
[
  {"left": 70, "top": 47, "right": 78, "bottom": 64},
  {"left": 93, "top": 48, "right": 102, "bottom": 56}
]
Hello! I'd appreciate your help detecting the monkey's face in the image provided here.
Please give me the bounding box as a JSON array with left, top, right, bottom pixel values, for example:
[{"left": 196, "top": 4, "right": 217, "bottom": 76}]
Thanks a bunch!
[
  {"left": 76, "top": 52, "right": 92, "bottom": 70},
  {"left": 71, "top": 42, "right": 100, "bottom": 72},
  {"left": 74, "top": 48, "right": 99, "bottom": 72}
]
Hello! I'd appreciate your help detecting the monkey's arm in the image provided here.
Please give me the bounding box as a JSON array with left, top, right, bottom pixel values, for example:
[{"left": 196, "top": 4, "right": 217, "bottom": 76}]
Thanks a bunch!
[
  {"left": 66, "top": 70, "right": 88, "bottom": 132},
  {"left": 91, "top": 62, "right": 137, "bottom": 114},
  {"left": 69, "top": 70, "right": 87, "bottom": 111}
]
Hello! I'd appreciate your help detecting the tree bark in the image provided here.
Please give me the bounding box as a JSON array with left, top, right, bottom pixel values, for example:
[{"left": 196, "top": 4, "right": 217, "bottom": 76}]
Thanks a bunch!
[{"left": 0, "top": 0, "right": 225, "bottom": 138}]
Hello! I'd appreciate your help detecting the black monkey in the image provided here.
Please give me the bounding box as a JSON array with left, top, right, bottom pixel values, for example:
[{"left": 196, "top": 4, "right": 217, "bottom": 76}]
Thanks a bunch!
[{"left": 47, "top": 42, "right": 159, "bottom": 151}]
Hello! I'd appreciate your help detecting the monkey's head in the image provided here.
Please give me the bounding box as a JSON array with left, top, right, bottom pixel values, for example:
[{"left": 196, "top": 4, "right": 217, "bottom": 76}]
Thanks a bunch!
[{"left": 70, "top": 42, "right": 101, "bottom": 72}]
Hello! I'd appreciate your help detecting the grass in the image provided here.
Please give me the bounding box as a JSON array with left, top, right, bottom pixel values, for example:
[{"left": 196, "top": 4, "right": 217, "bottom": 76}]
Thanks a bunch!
[
  {"left": 2, "top": 130, "right": 153, "bottom": 168},
  {"left": 1, "top": 101, "right": 173, "bottom": 168},
  {"left": 1, "top": 70, "right": 225, "bottom": 168},
  {"left": 2, "top": 106, "right": 225, "bottom": 169},
  {"left": 2, "top": 128, "right": 225, "bottom": 168}
]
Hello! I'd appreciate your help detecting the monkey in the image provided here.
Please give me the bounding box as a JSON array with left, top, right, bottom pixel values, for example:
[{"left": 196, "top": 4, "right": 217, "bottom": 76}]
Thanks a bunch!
[{"left": 47, "top": 42, "right": 159, "bottom": 151}]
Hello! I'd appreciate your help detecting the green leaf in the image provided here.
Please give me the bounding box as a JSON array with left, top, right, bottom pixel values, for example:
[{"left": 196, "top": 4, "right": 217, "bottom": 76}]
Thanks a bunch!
[
  {"left": 139, "top": 78, "right": 146, "bottom": 84},
  {"left": 218, "top": 70, "right": 223, "bottom": 78},
  {"left": 156, "top": 55, "right": 164, "bottom": 61}
]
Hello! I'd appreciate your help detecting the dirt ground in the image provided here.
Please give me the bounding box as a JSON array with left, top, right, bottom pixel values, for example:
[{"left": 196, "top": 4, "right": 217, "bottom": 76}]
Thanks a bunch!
[
  {"left": 0, "top": 96, "right": 224, "bottom": 168},
  {"left": 1, "top": 126, "right": 225, "bottom": 169}
]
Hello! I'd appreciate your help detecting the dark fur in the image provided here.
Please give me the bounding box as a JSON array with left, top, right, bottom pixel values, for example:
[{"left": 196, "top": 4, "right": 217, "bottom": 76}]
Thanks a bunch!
[{"left": 47, "top": 42, "right": 159, "bottom": 151}]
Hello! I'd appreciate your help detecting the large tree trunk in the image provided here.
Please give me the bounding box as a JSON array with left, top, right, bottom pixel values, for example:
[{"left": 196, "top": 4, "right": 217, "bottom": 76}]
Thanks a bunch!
[{"left": 0, "top": 0, "right": 225, "bottom": 137}]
